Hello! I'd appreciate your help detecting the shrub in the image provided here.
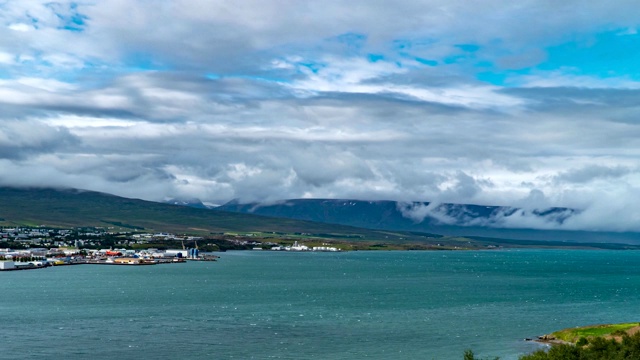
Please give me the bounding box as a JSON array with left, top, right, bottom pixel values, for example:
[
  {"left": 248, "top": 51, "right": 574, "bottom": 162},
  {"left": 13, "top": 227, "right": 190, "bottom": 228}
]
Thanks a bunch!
[
  {"left": 576, "top": 336, "right": 589, "bottom": 346},
  {"left": 463, "top": 349, "right": 500, "bottom": 360}
]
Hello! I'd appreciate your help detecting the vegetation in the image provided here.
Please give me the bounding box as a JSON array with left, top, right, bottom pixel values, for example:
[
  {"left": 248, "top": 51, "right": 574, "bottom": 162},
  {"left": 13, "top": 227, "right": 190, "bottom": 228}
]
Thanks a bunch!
[
  {"left": 551, "top": 323, "right": 639, "bottom": 343},
  {"left": 519, "top": 331, "right": 640, "bottom": 359},
  {"left": 465, "top": 323, "right": 640, "bottom": 360},
  {"left": 463, "top": 349, "right": 500, "bottom": 360}
]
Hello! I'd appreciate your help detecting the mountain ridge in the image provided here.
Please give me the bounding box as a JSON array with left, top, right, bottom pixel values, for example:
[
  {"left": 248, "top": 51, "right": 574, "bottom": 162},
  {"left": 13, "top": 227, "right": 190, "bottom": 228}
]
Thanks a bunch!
[
  {"left": 3, "top": 186, "right": 640, "bottom": 246},
  {"left": 0, "top": 186, "right": 447, "bottom": 243},
  {"left": 217, "top": 198, "right": 640, "bottom": 244}
]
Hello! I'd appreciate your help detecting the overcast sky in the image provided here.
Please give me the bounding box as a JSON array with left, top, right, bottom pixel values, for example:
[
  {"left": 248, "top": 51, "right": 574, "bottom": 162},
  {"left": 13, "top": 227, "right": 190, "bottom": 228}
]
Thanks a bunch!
[{"left": 2, "top": 1, "right": 640, "bottom": 231}]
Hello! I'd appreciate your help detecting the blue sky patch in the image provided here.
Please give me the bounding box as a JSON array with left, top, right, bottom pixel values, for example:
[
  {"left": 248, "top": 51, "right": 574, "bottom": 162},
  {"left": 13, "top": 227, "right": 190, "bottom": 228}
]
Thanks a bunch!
[
  {"left": 298, "top": 61, "right": 326, "bottom": 74},
  {"left": 456, "top": 44, "right": 480, "bottom": 52},
  {"left": 415, "top": 57, "right": 437, "bottom": 66},
  {"left": 537, "top": 28, "right": 640, "bottom": 80},
  {"left": 46, "top": 2, "right": 88, "bottom": 32},
  {"left": 367, "top": 54, "right": 384, "bottom": 62},
  {"left": 476, "top": 71, "right": 508, "bottom": 86},
  {"left": 122, "top": 52, "right": 169, "bottom": 72}
]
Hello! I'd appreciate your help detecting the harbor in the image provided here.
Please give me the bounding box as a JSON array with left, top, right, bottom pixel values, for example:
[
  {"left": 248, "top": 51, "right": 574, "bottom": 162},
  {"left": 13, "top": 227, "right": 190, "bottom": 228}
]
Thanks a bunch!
[{"left": 0, "top": 247, "right": 218, "bottom": 271}]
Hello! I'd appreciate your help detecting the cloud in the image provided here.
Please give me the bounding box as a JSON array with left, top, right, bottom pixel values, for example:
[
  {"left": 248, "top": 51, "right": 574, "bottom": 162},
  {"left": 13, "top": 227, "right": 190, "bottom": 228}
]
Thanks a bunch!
[
  {"left": 396, "top": 200, "right": 577, "bottom": 230},
  {"left": 397, "top": 202, "right": 455, "bottom": 225},
  {"left": 0, "top": 1, "right": 640, "bottom": 234},
  {"left": 554, "top": 165, "right": 634, "bottom": 184},
  {"left": 0, "top": 120, "right": 78, "bottom": 159}
]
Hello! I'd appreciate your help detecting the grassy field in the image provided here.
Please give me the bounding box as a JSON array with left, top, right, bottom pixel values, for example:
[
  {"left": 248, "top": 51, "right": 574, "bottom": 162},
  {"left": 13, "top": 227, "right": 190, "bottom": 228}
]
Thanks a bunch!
[{"left": 551, "top": 323, "right": 640, "bottom": 343}]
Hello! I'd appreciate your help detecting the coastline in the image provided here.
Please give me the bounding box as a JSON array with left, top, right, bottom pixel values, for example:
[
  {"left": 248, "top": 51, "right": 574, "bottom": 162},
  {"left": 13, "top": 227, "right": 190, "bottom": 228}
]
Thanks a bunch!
[{"left": 529, "top": 322, "right": 640, "bottom": 346}]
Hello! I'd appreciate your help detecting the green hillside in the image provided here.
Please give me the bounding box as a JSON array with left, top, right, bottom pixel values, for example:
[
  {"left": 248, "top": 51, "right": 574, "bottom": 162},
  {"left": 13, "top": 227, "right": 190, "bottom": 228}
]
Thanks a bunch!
[{"left": 0, "top": 187, "right": 440, "bottom": 242}]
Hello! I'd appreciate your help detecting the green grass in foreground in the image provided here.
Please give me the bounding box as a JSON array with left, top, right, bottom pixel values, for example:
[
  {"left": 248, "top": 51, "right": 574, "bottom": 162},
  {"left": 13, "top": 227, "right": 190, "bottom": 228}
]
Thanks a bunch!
[
  {"left": 466, "top": 323, "right": 640, "bottom": 360},
  {"left": 552, "top": 323, "right": 640, "bottom": 342}
]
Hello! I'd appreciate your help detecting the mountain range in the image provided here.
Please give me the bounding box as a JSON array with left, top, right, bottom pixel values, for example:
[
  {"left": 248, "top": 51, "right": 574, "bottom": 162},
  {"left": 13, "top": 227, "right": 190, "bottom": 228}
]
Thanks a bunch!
[
  {"left": 0, "top": 187, "right": 440, "bottom": 243},
  {"left": 217, "top": 198, "right": 640, "bottom": 244},
  {"left": 2, "top": 186, "right": 640, "bottom": 247}
]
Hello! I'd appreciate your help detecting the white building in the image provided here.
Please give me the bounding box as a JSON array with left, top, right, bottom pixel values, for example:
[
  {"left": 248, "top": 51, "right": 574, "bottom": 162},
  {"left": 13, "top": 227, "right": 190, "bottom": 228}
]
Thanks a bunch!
[
  {"left": 163, "top": 249, "right": 189, "bottom": 258},
  {"left": 0, "top": 261, "right": 15, "bottom": 270}
]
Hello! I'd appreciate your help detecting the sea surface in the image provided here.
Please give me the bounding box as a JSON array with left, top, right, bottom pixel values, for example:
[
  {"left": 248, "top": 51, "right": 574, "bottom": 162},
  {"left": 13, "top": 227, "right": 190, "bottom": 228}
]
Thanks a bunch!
[{"left": 2, "top": 250, "right": 640, "bottom": 359}]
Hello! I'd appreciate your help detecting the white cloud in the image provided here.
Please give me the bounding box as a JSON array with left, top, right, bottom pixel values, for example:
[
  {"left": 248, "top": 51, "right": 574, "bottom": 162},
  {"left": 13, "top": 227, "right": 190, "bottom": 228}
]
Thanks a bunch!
[
  {"left": 43, "top": 115, "right": 139, "bottom": 128},
  {"left": 8, "top": 23, "right": 33, "bottom": 32},
  {"left": 0, "top": 52, "right": 14, "bottom": 64},
  {"left": 15, "top": 77, "right": 77, "bottom": 92}
]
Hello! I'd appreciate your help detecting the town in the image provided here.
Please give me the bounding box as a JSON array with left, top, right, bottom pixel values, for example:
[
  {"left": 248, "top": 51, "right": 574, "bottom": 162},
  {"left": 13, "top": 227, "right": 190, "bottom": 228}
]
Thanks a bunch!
[
  {"left": 0, "top": 226, "right": 341, "bottom": 270},
  {"left": 0, "top": 225, "right": 218, "bottom": 270}
]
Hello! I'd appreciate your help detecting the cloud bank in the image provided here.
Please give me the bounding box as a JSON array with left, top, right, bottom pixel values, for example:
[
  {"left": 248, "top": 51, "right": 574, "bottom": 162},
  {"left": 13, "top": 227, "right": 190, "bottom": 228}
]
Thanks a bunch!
[{"left": 2, "top": 1, "right": 640, "bottom": 232}]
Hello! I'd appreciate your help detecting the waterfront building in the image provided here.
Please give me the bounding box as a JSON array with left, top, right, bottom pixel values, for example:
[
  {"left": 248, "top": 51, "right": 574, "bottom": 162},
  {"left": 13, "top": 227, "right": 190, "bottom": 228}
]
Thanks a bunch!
[
  {"left": 113, "top": 257, "right": 142, "bottom": 264},
  {"left": 0, "top": 261, "right": 15, "bottom": 270}
]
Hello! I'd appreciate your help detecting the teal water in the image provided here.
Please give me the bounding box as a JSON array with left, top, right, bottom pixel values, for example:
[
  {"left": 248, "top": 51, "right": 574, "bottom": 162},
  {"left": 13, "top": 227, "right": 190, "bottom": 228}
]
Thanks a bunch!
[{"left": 2, "top": 250, "right": 640, "bottom": 359}]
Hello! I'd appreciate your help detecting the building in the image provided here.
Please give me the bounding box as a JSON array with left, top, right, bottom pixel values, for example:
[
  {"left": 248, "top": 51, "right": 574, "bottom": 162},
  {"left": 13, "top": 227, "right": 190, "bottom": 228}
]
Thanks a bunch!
[
  {"left": 0, "top": 261, "right": 15, "bottom": 270},
  {"left": 113, "top": 257, "right": 141, "bottom": 264}
]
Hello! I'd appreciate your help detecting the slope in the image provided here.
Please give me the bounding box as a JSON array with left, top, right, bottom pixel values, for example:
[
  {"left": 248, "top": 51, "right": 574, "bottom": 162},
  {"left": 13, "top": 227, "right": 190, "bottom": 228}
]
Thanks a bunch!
[
  {"left": 0, "top": 187, "right": 425, "bottom": 241},
  {"left": 218, "top": 199, "right": 640, "bottom": 244}
]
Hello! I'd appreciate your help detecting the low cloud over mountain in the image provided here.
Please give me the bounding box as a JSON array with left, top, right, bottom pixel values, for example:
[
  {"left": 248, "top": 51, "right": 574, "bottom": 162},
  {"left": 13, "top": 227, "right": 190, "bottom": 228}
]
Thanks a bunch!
[{"left": 218, "top": 198, "right": 640, "bottom": 242}]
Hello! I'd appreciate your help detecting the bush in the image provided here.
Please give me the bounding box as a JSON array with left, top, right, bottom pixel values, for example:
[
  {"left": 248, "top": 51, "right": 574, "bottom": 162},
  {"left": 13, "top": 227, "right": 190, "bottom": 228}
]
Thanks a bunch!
[
  {"left": 464, "top": 349, "right": 475, "bottom": 360},
  {"left": 463, "top": 349, "right": 500, "bottom": 360},
  {"left": 576, "top": 336, "right": 589, "bottom": 346}
]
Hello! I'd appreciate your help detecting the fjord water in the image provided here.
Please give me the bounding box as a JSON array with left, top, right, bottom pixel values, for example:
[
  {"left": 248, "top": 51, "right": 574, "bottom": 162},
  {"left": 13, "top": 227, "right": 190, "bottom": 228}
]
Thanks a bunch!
[{"left": 3, "top": 250, "right": 640, "bottom": 359}]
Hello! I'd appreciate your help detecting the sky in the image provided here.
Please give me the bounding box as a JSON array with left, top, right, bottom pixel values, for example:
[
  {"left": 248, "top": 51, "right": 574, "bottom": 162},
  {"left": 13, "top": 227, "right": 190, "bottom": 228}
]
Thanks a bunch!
[{"left": 2, "top": 1, "right": 640, "bottom": 232}]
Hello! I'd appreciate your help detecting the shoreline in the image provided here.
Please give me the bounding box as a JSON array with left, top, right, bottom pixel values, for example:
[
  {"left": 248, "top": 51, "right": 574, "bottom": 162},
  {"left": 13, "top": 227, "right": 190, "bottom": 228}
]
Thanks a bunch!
[{"left": 528, "top": 322, "right": 640, "bottom": 346}]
